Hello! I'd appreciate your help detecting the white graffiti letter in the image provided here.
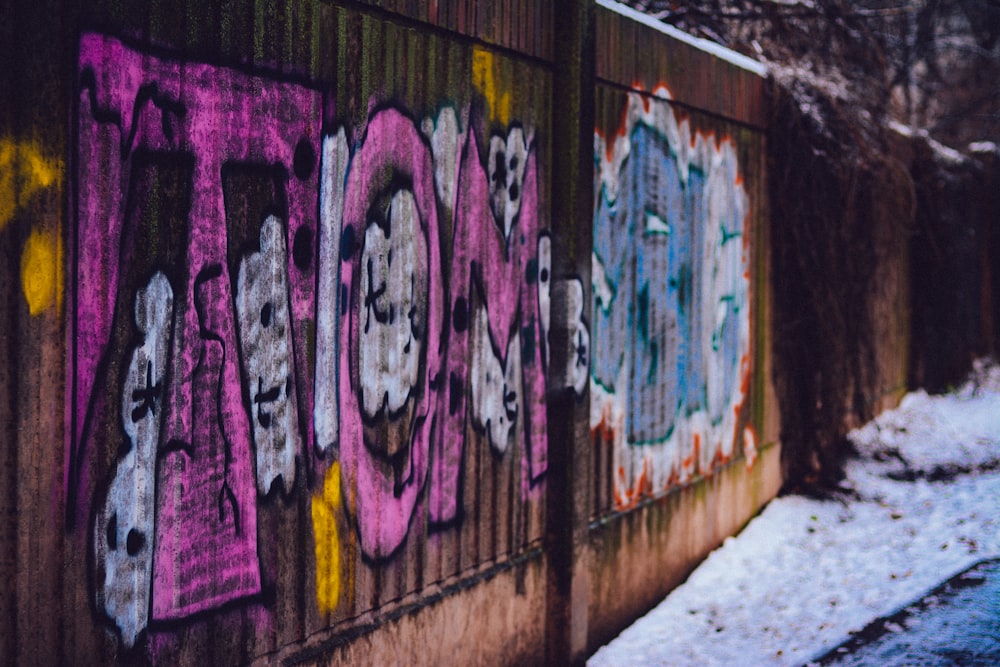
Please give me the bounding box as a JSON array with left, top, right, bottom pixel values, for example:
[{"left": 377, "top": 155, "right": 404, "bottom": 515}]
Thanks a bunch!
[
  {"left": 235, "top": 215, "right": 301, "bottom": 494},
  {"left": 315, "top": 130, "right": 350, "bottom": 455},
  {"left": 537, "top": 234, "right": 552, "bottom": 369},
  {"left": 358, "top": 189, "right": 426, "bottom": 422},
  {"left": 487, "top": 126, "right": 529, "bottom": 240},
  {"left": 94, "top": 272, "right": 172, "bottom": 648},
  {"left": 469, "top": 300, "right": 520, "bottom": 454}
]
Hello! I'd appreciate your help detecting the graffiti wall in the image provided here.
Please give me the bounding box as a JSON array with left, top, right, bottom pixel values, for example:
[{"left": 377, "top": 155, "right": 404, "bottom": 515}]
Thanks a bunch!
[
  {"left": 591, "top": 87, "right": 756, "bottom": 511},
  {"left": 0, "top": 1, "right": 783, "bottom": 663},
  {"left": 65, "top": 24, "right": 587, "bottom": 657}
]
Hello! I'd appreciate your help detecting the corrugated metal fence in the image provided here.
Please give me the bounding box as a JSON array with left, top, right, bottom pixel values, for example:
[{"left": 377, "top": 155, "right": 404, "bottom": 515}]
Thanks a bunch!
[{"left": 1, "top": 0, "right": 790, "bottom": 664}]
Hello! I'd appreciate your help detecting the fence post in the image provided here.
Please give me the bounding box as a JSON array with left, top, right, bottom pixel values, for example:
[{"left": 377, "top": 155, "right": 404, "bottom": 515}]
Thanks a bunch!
[{"left": 545, "top": 0, "right": 595, "bottom": 663}]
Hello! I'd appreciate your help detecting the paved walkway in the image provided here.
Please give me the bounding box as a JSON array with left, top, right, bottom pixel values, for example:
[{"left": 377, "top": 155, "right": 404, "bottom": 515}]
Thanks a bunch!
[{"left": 816, "top": 557, "right": 1000, "bottom": 667}]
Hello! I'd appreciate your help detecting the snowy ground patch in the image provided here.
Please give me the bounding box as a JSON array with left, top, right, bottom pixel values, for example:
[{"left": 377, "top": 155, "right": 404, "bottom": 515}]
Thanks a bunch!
[{"left": 588, "top": 360, "right": 1000, "bottom": 666}]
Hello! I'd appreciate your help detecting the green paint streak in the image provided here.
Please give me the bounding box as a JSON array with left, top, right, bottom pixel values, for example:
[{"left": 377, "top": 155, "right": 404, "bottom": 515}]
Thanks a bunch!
[
  {"left": 448, "top": 42, "right": 463, "bottom": 111},
  {"left": 148, "top": 0, "right": 163, "bottom": 44},
  {"left": 310, "top": 2, "right": 322, "bottom": 80},
  {"left": 284, "top": 0, "right": 294, "bottom": 67},
  {"left": 384, "top": 21, "right": 395, "bottom": 96},
  {"left": 220, "top": 4, "right": 233, "bottom": 58},
  {"left": 253, "top": 0, "right": 266, "bottom": 64},
  {"left": 361, "top": 15, "right": 372, "bottom": 120},
  {"left": 721, "top": 225, "right": 742, "bottom": 245},
  {"left": 407, "top": 30, "right": 417, "bottom": 110},
  {"left": 337, "top": 10, "right": 348, "bottom": 112},
  {"left": 185, "top": 4, "right": 199, "bottom": 53},
  {"left": 427, "top": 39, "right": 437, "bottom": 99},
  {"left": 637, "top": 283, "right": 649, "bottom": 342},
  {"left": 591, "top": 373, "right": 618, "bottom": 396}
]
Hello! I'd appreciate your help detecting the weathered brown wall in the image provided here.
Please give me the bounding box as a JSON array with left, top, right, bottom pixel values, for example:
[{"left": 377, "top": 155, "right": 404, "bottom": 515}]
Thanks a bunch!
[
  {"left": 2, "top": 0, "right": 71, "bottom": 665},
  {"left": 908, "top": 136, "right": 995, "bottom": 393},
  {"left": 767, "top": 75, "right": 918, "bottom": 492},
  {"left": 1, "top": 0, "right": 784, "bottom": 664}
]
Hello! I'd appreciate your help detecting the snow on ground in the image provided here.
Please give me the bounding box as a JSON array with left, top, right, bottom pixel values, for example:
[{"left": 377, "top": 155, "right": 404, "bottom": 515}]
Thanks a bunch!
[{"left": 588, "top": 359, "right": 1000, "bottom": 667}]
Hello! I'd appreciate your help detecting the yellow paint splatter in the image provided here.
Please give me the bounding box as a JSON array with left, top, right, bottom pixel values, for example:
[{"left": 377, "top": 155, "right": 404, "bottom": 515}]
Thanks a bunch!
[
  {"left": 21, "top": 227, "right": 62, "bottom": 316},
  {"left": 311, "top": 461, "right": 344, "bottom": 613},
  {"left": 0, "top": 139, "right": 61, "bottom": 230},
  {"left": 472, "top": 46, "right": 511, "bottom": 126}
]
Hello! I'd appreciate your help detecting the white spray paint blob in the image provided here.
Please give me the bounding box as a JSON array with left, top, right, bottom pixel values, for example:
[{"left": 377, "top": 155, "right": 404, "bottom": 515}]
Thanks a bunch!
[
  {"left": 469, "top": 303, "right": 520, "bottom": 454},
  {"left": 95, "top": 271, "right": 173, "bottom": 648},
  {"left": 235, "top": 215, "right": 301, "bottom": 494},
  {"left": 314, "top": 129, "right": 349, "bottom": 456},
  {"left": 488, "top": 126, "right": 529, "bottom": 241},
  {"left": 358, "top": 189, "right": 425, "bottom": 420},
  {"left": 537, "top": 233, "right": 552, "bottom": 369},
  {"left": 553, "top": 278, "right": 590, "bottom": 396}
]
